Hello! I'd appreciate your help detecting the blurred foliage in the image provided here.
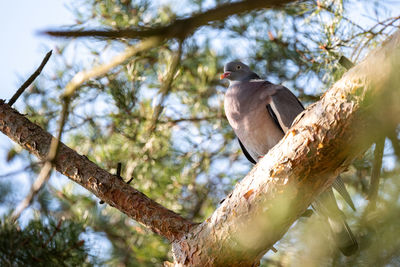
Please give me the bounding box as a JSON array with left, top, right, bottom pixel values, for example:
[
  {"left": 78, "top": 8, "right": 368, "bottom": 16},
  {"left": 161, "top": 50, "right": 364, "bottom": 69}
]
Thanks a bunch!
[
  {"left": 0, "top": 216, "right": 94, "bottom": 266},
  {"left": 1, "top": 0, "right": 400, "bottom": 266}
]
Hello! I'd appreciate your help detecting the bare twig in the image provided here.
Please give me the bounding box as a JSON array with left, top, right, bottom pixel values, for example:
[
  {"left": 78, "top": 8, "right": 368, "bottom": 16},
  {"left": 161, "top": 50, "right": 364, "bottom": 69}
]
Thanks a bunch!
[
  {"left": 8, "top": 50, "right": 52, "bottom": 106},
  {"left": 1, "top": 28, "right": 400, "bottom": 264},
  {"left": 126, "top": 177, "right": 134, "bottom": 184},
  {"left": 172, "top": 30, "right": 400, "bottom": 265},
  {"left": 0, "top": 101, "right": 194, "bottom": 240},
  {"left": 353, "top": 16, "right": 400, "bottom": 62},
  {"left": 116, "top": 162, "right": 122, "bottom": 179},
  {"left": 367, "top": 138, "right": 385, "bottom": 210},
  {"left": 44, "top": 0, "right": 298, "bottom": 40},
  {"left": 46, "top": 37, "right": 162, "bottom": 209}
]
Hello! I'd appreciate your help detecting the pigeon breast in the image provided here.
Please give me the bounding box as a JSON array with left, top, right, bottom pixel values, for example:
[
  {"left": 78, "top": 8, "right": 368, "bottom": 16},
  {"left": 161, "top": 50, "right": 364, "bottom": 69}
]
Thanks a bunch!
[{"left": 224, "top": 80, "right": 284, "bottom": 161}]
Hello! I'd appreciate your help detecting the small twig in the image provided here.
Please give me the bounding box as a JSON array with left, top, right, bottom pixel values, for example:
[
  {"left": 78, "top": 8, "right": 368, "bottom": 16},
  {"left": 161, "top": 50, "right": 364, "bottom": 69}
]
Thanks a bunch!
[
  {"left": 126, "top": 177, "right": 134, "bottom": 184},
  {"left": 8, "top": 50, "right": 52, "bottom": 106},
  {"left": 353, "top": 16, "right": 400, "bottom": 63},
  {"left": 367, "top": 138, "right": 385, "bottom": 210},
  {"left": 116, "top": 162, "right": 122, "bottom": 180},
  {"left": 338, "top": 56, "right": 355, "bottom": 70},
  {"left": 0, "top": 102, "right": 195, "bottom": 241},
  {"left": 58, "top": 39, "right": 159, "bottom": 206}
]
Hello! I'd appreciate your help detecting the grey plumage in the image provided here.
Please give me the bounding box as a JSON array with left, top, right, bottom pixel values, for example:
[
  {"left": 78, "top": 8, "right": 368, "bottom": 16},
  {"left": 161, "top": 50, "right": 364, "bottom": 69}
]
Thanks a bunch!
[
  {"left": 222, "top": 61, "right": 358, "bottom": 256},
  {"left": 333, "top": 175, "right": 356, "bottom": 211}
]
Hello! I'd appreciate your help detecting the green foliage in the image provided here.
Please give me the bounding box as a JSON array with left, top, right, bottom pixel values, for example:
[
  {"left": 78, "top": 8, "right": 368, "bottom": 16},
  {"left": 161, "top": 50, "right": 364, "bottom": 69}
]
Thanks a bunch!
[
  {"left": 2, "top": 0, "right": 400, "bottom": 265},
  {"left": 0, "top": 217, "right": 93, "bottom": 266}
]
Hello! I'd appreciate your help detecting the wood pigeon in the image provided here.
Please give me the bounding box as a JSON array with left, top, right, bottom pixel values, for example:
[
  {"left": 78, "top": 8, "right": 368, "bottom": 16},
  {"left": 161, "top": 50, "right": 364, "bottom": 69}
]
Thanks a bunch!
[{"left": 221, "top": 61, "right": 358, "bottom": 256}]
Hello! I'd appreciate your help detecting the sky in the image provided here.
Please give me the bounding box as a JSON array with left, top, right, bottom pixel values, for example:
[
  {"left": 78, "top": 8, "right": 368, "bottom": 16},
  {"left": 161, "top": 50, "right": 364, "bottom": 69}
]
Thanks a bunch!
[
  {"left": 0, "top": 2, "right": 114, "bottom": 258},
  {"left": 0, "top": 1, "right": 75, "bottom": 97},
  {"left": 1, "top": 0, "right": 399, "bottom": 200},
  {"left": 0, "top": 0, "right": 399, "bottom": 262},
  {"left": 0, "top": 0, "right": 75, "bottom": 137},
  {"left": 0, "top": 0, "right": 77, "bottom": 210}
]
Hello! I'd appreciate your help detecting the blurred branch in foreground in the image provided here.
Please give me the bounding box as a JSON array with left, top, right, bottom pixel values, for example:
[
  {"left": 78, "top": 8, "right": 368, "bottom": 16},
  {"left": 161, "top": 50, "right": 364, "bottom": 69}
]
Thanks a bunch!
[
  {"left": 44, "top": 0, "right": 299, "bottom": 40},
  {"left": 1, "top": 26, "right": 399, "bottom": 265}
]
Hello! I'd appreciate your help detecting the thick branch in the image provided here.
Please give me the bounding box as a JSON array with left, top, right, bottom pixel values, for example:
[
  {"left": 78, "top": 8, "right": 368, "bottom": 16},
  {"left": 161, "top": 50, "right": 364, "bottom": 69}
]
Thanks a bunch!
[
  {"left": 172, "top": 31, "right": 400, "bottom": 266},
  {"left": 45, "top": 0, "right": 298, "bottom": 40},
  {"left": 0, "top": 100, "right": 194, "bottom": 241}
]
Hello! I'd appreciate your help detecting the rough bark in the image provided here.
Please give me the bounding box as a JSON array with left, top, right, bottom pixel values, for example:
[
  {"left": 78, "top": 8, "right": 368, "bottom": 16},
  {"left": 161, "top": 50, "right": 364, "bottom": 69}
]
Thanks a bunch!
[
  {"left": 171, "top": 31, "right": 400, "bottom": 266},
  {"left": 0, "top": 101, "right": 195, "bottom": 241},
  {"left": 1, "top": 26, "right": 400, "bottom": 267}
]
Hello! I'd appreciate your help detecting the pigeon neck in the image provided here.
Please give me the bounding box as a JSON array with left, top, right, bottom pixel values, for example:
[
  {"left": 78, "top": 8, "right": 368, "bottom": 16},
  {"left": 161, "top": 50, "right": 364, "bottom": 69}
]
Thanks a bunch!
[
  {"left": 229, "top": 72, "right": 261, "bottom": 86},
  {"left": 247, "top": 72, "right": 260, "bottom": 80}
]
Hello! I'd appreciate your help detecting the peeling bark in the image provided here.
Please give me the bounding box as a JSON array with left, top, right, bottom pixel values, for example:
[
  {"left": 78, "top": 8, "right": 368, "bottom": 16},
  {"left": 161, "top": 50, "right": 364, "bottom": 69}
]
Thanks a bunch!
[
  {"left": 1, "top": 29, "right": 400, "bottom": 267},
  {"left": 171, "top": 31, "right": 400, "bottom": 266},
  {"left": 0, "top": 101, "right": 195, "bottom": 241}
]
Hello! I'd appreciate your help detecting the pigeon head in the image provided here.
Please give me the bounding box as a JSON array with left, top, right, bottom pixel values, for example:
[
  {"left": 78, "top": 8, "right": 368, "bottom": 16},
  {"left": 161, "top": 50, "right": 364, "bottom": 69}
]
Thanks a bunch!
[{"left": 220, "top": 61, "right": 259, "bottom": 82}]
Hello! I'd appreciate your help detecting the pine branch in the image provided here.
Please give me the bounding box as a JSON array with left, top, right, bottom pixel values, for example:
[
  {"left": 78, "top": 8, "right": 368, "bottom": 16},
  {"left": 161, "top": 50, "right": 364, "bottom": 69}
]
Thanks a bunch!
[
  {"left": 44, "top": 0, "right": 299, "bottom": 40},
  {"left": 172, "top": 30, "right": 400, "bottom": 265},
  {"left": 0, "top": 101, "right": 195, "bottom": 241}
]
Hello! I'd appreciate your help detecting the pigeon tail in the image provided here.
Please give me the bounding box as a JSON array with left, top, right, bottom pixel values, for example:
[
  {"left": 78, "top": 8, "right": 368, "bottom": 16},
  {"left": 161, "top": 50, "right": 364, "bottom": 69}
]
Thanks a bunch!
[
  {"left": 313, "top": 188, "right": 358, "bottom": 256},
  {"left": 333, "top": 176, "right": 356, "bottom": 211},
  {"left": 327, "top": 217, "right": 358, "bottom": 256}
]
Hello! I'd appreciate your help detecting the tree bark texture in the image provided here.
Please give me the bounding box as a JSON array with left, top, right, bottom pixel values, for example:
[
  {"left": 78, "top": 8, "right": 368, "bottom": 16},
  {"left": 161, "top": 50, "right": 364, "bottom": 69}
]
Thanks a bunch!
[
  {"left": 0, "top": 31, "right": 399, "bottom": 267},
  {"left": 171, "top": 31, "right": 400, "bottom": 266},
  {"left": 0, "top": 102, "right": 195, "bottom": 241}
]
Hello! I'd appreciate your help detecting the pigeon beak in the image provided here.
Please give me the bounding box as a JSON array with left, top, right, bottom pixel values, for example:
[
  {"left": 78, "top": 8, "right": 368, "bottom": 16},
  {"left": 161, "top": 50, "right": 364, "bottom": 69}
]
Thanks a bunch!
[{"left": 220, "top": 72, "right": 231, "bottom": 80}]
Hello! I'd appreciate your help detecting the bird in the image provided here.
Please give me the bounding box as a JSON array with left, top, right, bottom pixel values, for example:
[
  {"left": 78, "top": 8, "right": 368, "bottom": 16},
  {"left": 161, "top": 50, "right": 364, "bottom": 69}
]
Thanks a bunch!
[{"left": 221, "top": 61, "right": 358, "bottom": 256}]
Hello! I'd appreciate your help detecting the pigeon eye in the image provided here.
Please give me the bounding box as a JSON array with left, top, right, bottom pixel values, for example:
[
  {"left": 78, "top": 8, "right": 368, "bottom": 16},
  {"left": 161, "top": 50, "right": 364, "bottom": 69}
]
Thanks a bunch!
[{"left": 236, "top": 65, "right": 241, "bottom": 70}]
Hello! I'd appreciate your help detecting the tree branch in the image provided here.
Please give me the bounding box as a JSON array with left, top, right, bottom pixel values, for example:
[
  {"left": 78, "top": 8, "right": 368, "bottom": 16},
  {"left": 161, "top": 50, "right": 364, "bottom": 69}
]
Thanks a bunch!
[
  {"left": 2, "top": 7, "right": 400, "bottom": 267},
  {"left": 21, "top": 38, "right": 163, "bottom": 220},
  {"left": 0, "top": 100, "right": 194, "bottom": 241},
  {"left": 44, "top": 0, "right": 299, "bottom": 40},
  {"left": 8, "top": 50, "right": 52, "bottom": 106},
  {"left": 172, "top": 30, "right": 400, "bottom": 266}
]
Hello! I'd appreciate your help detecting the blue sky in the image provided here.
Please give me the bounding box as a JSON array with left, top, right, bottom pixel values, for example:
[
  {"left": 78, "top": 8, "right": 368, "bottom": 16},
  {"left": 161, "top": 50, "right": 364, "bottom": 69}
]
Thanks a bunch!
[
  {"left": 0, "top": 0, "right": 399, "bottom": 261},
  {"left": 0, "top": 0, "right": 76, "bottom": 158},
  {"left": 1, "top": 1, "right": 399, "bottom": 181},
  {"left": 0, "top": 0, "right": 77, "bottom": 208},
  {"left": 0, "top": 1, "right": 75, "bottom": 97}
]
